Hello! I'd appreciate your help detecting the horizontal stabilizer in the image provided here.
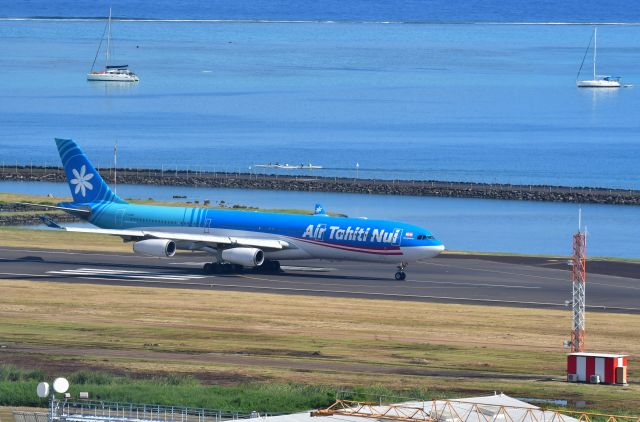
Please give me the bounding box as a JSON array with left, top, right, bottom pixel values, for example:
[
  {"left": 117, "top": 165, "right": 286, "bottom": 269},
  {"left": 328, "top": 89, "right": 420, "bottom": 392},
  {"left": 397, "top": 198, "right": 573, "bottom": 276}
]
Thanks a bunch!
[
  {"left": 15, "top": 202, "right": 91, "bottom": 216},
  {"left": 39, "top": 215, "right": 63, "bottom": 229}
]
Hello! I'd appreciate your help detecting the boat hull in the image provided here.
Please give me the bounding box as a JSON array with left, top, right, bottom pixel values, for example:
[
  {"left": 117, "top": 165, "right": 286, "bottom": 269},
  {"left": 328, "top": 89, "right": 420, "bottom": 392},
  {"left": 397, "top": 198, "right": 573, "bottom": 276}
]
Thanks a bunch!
[
  {"left": 87, "top": 73, "right": 139, "bottom": 82},
  {"left": 577, "top": 79, "right": 620, "bottom": 88}
]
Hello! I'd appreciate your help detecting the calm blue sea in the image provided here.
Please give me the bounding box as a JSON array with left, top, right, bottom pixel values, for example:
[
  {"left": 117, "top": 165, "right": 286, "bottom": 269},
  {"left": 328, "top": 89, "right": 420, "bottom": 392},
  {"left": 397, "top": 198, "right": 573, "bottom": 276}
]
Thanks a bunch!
[
  {"left": 1, "top": 2, "right": 640, "bottom": 188},
  {"left": 3, "top": 180, "right": 639, "bottom": 258},
  {"left": 2, "top": 0, "right": 640, "bottom": 23}
]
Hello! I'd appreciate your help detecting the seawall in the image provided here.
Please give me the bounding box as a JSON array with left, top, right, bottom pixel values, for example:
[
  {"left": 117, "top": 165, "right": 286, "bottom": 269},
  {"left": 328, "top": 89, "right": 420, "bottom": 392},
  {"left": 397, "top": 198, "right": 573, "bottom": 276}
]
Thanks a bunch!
[{"left": 2, "top": 165, "right": 639, "bottom": 205}]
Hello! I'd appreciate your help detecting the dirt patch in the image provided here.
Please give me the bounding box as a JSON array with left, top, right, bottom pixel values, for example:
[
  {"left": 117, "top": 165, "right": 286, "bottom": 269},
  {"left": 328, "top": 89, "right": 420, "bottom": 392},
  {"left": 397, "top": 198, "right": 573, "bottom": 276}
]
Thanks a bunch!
[
  {"left": 0, "top": 349, "right": 266, "bottom": 386},
  {"left": 0, "top": 343, "right": 553, "bottom": 383}
]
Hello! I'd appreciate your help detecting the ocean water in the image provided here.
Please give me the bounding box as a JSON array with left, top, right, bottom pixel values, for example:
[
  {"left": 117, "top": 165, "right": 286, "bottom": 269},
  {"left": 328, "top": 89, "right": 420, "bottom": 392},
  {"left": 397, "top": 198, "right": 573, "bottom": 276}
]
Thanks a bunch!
[
  {"left": 1, "top": 2, "right": 640, "bottom": 259},
  {"left": 3, "top": 180, "right": 639, "bottom": 258},
  {"left": 2, "top": 0, "right": 640, "bottom": 23},
  {"left": 1, "top": 1, "right": 640, "bottom": 188}
]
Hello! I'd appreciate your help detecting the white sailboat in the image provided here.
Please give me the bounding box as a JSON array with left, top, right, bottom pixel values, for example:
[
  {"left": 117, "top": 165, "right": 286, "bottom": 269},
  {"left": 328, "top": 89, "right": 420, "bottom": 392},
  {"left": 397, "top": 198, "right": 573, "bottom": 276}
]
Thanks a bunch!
[
  {"left": 87, "top": 8, "right": 139, "bottom": 82},
  {"left": 576, "top": 28, "right": 620, "bottom": 88}
]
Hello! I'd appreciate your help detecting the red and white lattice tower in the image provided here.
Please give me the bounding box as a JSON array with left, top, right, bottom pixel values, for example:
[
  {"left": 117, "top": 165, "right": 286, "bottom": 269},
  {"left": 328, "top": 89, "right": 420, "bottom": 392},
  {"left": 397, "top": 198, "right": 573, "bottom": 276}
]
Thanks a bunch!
[{"left": 571, "top": 221, "right": 587, "bottom": 353}]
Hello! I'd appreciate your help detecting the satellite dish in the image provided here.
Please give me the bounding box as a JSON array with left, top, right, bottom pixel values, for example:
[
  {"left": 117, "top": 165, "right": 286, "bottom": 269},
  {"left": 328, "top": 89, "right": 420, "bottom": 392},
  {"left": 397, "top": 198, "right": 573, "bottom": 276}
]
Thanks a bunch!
[
  {"left": 37, "top": 382, "right": 50, "bottom": 398},
  {"left": 53, "top": 377, "right": 69, "bottom": 394}
]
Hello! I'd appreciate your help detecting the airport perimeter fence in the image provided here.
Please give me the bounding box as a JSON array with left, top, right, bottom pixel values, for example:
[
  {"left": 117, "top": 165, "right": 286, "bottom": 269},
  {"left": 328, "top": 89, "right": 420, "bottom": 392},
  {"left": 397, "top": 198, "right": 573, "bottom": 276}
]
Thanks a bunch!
[
  {"left": 12, "top": 412, "right": 48, "bottom": 422},
  {"left": 17, "top": 400, "right": 277, "bottom": 422}
]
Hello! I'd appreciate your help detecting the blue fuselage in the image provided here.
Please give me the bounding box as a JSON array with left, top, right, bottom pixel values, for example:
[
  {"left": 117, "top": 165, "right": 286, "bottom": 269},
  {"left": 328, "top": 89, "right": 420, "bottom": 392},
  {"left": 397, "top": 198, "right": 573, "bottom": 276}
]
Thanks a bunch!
[{"left": 83, "top": 201, "right": 445, "bottom": 263}]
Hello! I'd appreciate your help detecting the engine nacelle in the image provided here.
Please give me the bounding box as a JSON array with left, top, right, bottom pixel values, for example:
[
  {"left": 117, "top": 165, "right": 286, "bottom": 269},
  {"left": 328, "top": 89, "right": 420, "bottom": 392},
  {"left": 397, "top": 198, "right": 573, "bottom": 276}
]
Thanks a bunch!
[
  {"left": 222, "top": 247, "right": 264, "bottom": 267},
  {"left": 133, "top": 239, "right": 176, "bottom": 258}
]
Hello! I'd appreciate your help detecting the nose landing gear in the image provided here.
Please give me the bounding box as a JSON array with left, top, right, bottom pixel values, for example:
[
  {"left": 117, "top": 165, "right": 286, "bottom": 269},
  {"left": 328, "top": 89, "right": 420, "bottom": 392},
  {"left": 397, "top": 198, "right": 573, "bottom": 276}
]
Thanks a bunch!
[{"left": 395, "top": 261, "right": 408, "bottom": 280}]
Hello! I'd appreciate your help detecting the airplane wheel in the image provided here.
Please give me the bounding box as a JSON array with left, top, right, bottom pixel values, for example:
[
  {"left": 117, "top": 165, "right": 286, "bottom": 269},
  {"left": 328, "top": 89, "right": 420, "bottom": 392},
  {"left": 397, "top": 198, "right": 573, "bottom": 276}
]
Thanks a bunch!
[
  {"left": 395, "top": 271, "right": 406, "bottom": 281},
  {"left": 258, "top": 260, "right": 281, "bottom": 273},
  {"left": 221, "top": 263, "right": 233, "bottom": 273},
  {"left": 203, "top": 263, "right": 213, "bottom": 274}
]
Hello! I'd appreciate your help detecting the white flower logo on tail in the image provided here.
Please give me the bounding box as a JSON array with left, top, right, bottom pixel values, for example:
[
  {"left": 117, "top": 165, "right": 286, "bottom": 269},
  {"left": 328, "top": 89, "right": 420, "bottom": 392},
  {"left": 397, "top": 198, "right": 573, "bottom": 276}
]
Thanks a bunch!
[{"left": 70, "top": 165, "right": 94, "bottom": 197}]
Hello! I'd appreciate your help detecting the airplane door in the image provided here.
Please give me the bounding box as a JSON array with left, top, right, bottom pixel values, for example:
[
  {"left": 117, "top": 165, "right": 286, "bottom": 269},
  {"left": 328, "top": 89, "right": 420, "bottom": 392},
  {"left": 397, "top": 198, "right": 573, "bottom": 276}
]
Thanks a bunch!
[
  {"left": 115, "top": 209, "right": 125, "bottom": 226},
  {"left": 392, "top": 228, "right": 403, "bottom": 246},
  {"left": 204, "top": 218, "right": 212, "bottom": 234}
]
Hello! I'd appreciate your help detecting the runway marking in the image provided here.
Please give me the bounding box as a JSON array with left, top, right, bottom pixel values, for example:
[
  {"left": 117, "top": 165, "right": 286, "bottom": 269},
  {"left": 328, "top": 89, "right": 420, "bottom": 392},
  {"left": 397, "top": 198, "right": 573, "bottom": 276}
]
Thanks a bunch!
[
  {"left": 590, "top": 281, "right": 640, "bottom": 291},
  {"left": 46, "top": 268, "right": 209, "bottom": 282},
  {"left": 411, "top": 280, "right": 540, "bottom": 289},
  {"left": 1, "top": 271, "right": 638, "bottom": 312},
  {"left": 170, "top": 262, "right": 211, "bottom": 266},
  {"left": 281, "top": 266, "right": 335, "bottom": 272},
  {"left": 422, "top": 258, "right": 640, "bottom": 284},
  {"left": 170, "top": 262, "right": 336, "bottom": 272},
  {"left": 420, "top": 260, "right": 568, "bottom": 282},
  {"left": 231, "top": 275, "right": 640, "bottom": 312},
  {"left": 0, "top": 247, "right": 143, "bottom": 259}
]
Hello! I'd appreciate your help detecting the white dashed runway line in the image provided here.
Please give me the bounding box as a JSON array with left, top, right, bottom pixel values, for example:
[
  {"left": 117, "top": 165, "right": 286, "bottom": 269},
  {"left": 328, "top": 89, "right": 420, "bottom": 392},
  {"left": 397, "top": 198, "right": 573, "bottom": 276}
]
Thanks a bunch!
[{"left": 46, "top": 268, "right": 209, "bottom": 282}]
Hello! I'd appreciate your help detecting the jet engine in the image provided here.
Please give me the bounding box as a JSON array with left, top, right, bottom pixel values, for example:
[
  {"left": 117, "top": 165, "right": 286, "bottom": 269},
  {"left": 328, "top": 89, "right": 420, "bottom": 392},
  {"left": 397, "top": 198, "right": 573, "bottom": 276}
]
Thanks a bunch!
[
  {"left": 133, "top": 239, "right": 176, "bottom": 258},
  {"left": 222, "top": 247, "right": 264, "bottom": 267}
]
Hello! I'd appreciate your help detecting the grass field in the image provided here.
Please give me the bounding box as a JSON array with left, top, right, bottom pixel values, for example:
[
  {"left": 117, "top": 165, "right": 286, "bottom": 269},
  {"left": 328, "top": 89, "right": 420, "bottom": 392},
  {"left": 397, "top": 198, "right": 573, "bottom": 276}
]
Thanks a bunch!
[
  {"left": 0, "top": 279, "right": 638, "bottom": 413},
  {"left": 0, "top": 192, "right": 323, "bottom": 215},
  {"left": 1, "top": 191, "right": 639, "bottom": 413}
]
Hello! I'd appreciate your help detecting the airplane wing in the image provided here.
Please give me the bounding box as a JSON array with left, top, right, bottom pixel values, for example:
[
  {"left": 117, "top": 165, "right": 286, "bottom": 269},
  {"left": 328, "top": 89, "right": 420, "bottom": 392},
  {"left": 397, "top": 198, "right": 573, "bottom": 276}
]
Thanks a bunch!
[{"left": 61, "top": 227, "right": 289, "bottom": 250}]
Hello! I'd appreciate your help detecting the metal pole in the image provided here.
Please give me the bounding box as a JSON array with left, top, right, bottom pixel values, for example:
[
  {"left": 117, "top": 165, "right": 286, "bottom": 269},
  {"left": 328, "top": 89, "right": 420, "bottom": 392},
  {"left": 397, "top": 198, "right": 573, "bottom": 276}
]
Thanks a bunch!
[
  {"left": 114, "top": 141, "right": 117, "bottom": 195},
  {"left": 106, "top": 8, "right": 112, "bottom": 67},
  {"left": 593, "top": 27, "right": 597, "bottom": 80},
  {"left": 571, "top": 229, "right": 587, "bottom": 352}
]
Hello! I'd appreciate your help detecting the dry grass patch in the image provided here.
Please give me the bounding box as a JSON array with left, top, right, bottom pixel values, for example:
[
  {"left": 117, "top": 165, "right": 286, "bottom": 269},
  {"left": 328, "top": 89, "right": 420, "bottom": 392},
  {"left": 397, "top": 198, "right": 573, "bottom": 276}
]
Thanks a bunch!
[{"left": 0, "top": 279, "right": 638, "bottom": 410}]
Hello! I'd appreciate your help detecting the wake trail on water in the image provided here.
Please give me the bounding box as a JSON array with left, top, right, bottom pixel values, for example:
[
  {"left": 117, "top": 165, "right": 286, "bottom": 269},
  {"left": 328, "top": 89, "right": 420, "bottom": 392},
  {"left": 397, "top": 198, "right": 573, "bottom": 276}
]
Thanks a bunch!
[{"left": 1, "top": 17, "right": 640, "bottom": 25}]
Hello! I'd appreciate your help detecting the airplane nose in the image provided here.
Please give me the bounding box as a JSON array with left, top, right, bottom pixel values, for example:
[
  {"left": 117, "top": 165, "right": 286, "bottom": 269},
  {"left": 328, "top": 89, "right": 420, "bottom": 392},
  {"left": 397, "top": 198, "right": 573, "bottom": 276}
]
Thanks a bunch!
[{"left": 423, "top": 244, "right": 445, "bottom": 258}]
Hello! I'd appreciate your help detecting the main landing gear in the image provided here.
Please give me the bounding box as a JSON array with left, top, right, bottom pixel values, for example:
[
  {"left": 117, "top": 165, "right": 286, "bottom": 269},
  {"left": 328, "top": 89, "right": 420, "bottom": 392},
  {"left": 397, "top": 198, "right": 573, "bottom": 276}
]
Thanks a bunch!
[
  {"left": 203, "top": 262, "right": 243, "bottom": 274},
  {"left": 395, "top": 261, "right": 408, "bottom": 281},
  {"left": 257, "top": 260, "right": 281, "bottom": 273},
  {"left": 202, "top": 260, "right": 282, "bottom": 275}
]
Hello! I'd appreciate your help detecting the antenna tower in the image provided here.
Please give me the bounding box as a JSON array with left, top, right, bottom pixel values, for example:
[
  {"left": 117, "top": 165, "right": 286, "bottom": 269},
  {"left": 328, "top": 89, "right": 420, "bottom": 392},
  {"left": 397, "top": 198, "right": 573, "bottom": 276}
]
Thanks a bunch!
[{"left": 571, "top": 211, "right": 587, "bottom": 352}]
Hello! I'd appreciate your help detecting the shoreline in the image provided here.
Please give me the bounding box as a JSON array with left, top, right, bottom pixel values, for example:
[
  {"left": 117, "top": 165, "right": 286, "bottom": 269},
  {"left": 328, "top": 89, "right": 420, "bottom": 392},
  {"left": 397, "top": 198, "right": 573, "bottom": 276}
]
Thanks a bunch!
[{"left": 2, "top": 165, "right": 640, "bottom": 205}]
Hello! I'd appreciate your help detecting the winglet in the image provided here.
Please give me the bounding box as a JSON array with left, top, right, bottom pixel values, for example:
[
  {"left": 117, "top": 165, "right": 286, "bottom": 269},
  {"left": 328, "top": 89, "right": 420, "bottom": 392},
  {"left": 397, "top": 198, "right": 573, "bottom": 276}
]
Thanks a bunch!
[
  {"left": 40, "top": 215, "right": 63, "bottom": 229},
  {"left": 314, "top": 203, "right": 326, "bottom": 215}
]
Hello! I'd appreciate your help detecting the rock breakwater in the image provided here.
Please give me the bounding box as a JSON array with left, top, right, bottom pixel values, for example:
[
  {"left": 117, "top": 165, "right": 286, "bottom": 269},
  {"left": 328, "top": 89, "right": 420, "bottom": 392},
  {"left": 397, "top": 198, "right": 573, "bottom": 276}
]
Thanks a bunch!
[{"left": 2, "top": 166, "right": 639, "bottom": 205}]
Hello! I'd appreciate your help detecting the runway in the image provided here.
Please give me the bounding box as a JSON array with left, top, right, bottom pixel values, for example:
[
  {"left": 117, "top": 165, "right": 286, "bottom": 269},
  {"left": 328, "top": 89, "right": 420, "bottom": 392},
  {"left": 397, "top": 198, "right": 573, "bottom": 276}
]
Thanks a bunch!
[{"left": 1, "top": 246, "right": 639, "bottom": 313}]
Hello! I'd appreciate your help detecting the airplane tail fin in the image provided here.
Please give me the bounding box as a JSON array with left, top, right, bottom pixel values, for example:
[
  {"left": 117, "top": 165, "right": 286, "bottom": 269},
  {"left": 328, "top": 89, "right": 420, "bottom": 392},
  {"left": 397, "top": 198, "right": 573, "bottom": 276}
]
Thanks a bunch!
[
  {"left": 314, "top": 203, "right": 326, "bottom": 215},
  {"left": 55, "top": 138, "right": 126, "bottom": 204}
]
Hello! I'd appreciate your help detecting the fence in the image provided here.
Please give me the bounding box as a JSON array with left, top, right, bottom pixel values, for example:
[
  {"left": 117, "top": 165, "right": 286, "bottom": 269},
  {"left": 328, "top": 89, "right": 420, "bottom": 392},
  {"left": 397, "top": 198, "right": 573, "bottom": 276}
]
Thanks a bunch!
[{"left": 15, "top": 400, "right": 272, "bottom": 422}]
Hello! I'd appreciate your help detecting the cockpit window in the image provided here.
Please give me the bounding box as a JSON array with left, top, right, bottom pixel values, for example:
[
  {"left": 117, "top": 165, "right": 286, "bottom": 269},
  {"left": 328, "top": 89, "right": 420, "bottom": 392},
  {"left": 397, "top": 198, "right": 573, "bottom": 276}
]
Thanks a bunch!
[{"left": 416, "top": 234, "right": 435, "bottom": 240}]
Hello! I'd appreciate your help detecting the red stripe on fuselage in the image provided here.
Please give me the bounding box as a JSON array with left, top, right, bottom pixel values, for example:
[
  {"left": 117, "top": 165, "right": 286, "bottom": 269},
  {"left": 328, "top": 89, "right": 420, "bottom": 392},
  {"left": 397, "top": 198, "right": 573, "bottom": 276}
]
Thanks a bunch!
[{"left": 291, "top": 237, "right": 404, "bottom": 256}]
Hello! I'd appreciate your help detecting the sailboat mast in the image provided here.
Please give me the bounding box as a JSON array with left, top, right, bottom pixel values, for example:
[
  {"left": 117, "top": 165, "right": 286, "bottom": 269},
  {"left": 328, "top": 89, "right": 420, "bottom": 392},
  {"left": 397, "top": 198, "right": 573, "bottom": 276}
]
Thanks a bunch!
[
  {"left": 106, "top": 8, "right": 112, "bottom": 67},
  {"left": 593, "top": 27, "right": 597, "bottom": 79}
]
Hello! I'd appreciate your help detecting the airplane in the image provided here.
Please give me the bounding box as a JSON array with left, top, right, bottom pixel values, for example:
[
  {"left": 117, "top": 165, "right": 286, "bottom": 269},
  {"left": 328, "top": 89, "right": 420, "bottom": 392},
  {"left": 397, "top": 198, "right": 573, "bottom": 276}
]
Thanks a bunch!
[{"left": 27, "top": 138, "right": 445, "bottom": 280}]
